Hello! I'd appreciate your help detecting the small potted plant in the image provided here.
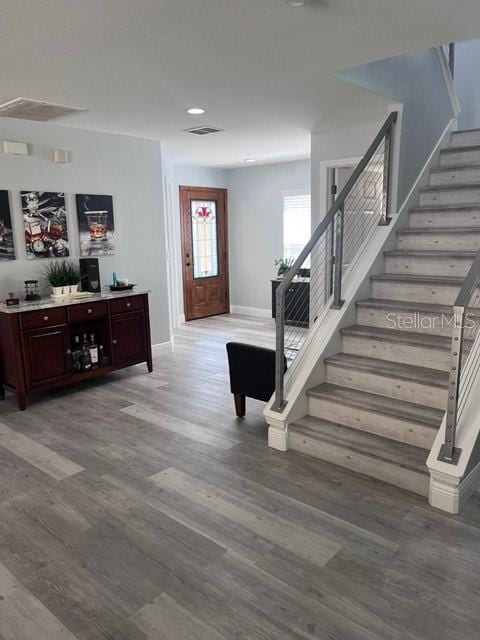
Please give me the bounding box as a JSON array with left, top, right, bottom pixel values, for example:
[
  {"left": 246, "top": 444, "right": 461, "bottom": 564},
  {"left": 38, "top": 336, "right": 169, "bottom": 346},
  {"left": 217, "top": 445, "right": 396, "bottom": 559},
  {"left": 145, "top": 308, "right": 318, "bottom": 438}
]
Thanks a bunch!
[
  {"left": 274, "top": 257, "right": 295, "bottom": 279},
  {"left": 65, "top": 261, "right": 81, "bottom": 294},
  {"left": 44, "top": 260, "right": 81, "bottom": 296}
]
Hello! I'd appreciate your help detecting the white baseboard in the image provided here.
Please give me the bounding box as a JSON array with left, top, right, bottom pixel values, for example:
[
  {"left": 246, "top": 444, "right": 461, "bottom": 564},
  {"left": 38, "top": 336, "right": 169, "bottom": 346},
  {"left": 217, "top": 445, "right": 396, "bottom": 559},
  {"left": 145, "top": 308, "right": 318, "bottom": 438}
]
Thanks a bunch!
[
  {"left": 266, "top": 415, "right": 289, "bottom": 452},
  {"left": 230, "top": 305, "right": 271, "bottom": 319},
  {"left": 429, "top": 461, "right": 480, "bottom": 514},
  {"left": 152, "top": 341, "right": 173, "bottom": 356},
  {"left": 178, "top": 313, "right": 186, "bottom": 324}
]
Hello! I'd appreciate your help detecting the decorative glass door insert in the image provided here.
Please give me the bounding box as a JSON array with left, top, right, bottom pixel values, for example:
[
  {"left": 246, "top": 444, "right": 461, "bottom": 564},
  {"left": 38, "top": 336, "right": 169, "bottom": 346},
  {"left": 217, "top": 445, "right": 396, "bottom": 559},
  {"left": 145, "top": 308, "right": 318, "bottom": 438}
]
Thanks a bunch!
[{"left": 191, "top": 200, "right": 218, "bottom": 278}]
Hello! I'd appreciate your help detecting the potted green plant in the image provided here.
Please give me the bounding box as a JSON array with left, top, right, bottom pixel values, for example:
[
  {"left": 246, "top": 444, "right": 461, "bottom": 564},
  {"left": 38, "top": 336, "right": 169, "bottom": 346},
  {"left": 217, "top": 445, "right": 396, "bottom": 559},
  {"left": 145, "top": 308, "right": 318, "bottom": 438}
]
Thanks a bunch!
[
  {"left": 44, "top": 260, "right": 81, "bottom": 296},
  {"left": 274, "top": 257, "right": 295, "bottom": 278},
  {"left": 65, "top": 261, "right": 81, "bottom": 294}
]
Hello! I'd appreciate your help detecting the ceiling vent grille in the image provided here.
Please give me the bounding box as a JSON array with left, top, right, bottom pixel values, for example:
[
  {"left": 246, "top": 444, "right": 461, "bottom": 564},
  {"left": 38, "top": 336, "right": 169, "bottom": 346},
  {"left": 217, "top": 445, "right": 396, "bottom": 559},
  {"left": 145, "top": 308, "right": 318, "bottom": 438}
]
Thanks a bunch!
[
  {"left": 183, "top": 126, "right": 224, "bottom": 136},
  {"left": 0, "top": 97, "right": 87, "bottom": 122}
]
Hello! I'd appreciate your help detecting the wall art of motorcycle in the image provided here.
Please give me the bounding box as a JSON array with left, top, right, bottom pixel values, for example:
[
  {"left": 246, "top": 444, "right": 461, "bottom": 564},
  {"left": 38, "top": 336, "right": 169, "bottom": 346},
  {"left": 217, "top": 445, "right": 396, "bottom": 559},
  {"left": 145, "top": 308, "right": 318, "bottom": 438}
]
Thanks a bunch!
[
  {"left": 0, "top": 190, "right": 16, "bottom": 261},
  {"left": 21, "top": 191, "right": 70, "bottom": 259}
]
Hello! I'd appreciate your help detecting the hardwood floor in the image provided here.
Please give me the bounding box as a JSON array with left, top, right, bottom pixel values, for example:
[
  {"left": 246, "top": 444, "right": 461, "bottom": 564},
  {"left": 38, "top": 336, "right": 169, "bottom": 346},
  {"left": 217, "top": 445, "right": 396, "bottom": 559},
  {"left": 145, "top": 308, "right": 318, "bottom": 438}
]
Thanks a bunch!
[{"left": 0, "top": 312, "right": 480, "bottom": 639}]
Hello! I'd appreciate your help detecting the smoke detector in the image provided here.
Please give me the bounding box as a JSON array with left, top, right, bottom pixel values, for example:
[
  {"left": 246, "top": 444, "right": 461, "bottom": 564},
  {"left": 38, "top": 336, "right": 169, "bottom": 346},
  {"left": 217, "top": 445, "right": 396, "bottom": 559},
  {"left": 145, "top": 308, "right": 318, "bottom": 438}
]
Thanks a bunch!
[
  {"left": 183, "top": 126, "right": 223, "bottom": 136},
  {"left": 0, "top": 97, "right": 87, "bottom": 122}
]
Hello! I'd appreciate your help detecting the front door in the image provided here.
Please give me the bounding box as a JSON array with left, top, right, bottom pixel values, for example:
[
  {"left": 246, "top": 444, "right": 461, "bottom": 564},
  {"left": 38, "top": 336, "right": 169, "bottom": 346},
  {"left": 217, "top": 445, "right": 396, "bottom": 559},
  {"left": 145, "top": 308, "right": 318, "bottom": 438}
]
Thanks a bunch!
[{"left": 179, "top": 186, "right": 229, "bottom": 321}]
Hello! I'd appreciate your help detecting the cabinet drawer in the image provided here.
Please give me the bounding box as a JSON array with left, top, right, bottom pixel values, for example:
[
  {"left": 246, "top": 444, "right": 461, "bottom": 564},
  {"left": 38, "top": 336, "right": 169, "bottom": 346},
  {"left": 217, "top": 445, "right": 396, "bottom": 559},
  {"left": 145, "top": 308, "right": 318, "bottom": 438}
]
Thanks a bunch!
[
  {"left": 21, "top": 307, "right": 67, "bottom": 330},
  {"left": 68, "top": 301, "right": 107, "bottom": 323},
  {"left": 108, "top": 295, "right": 144, "bottom": 315}
]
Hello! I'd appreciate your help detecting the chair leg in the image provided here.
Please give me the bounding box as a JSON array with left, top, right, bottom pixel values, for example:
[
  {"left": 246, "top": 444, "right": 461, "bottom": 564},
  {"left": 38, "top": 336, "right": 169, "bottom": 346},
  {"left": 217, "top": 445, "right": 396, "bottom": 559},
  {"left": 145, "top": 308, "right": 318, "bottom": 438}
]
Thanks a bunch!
[{"left": 234, "top": 393, "right": 246, "bottom": 417}]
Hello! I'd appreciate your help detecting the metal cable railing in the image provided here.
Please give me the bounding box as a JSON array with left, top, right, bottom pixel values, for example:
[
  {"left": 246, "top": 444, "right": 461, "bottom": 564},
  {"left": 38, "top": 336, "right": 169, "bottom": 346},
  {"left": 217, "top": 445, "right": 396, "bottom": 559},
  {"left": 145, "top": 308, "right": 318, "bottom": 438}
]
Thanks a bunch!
[
  {"left": 272, "top": 111, "right": 397, "bottom": 412},
  {"left": 438, "top": 251, "right": 480, "bottom": 464}
]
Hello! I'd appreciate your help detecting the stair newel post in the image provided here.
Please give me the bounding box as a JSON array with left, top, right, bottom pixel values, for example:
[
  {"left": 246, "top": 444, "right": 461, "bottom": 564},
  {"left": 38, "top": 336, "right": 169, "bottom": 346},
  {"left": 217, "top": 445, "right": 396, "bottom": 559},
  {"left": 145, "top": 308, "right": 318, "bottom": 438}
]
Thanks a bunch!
[
  {"left": 273, "top": 283, "right": 287, "bottom": 412},
  {"left": 379, "top": 122, "right": 394, "bottom": 226},
  {"left": 331, "top": 206, "right": 345, "bottom": 310},
  {"left": 438, "top": 305, "right": 464, "bottom": 464}
]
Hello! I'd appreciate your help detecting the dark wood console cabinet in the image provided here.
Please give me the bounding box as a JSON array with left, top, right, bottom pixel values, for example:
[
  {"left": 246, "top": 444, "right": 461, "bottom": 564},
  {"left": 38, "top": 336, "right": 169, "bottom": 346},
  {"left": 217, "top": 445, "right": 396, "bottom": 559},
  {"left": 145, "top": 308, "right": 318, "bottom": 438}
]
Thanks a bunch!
[
  {"left": 0, "top": 291, "right": 153, "bottom": 410},
  {"left": 271, "top": 279, "right": 310, "bottom": 328}
]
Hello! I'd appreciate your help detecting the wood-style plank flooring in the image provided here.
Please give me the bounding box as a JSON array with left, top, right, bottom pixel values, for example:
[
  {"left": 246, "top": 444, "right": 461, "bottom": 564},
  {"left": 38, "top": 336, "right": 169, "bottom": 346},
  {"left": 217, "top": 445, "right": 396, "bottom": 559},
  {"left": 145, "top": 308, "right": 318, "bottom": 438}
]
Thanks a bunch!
[{"left": 1, "top": 313, "right": 480, "bottom": 639}]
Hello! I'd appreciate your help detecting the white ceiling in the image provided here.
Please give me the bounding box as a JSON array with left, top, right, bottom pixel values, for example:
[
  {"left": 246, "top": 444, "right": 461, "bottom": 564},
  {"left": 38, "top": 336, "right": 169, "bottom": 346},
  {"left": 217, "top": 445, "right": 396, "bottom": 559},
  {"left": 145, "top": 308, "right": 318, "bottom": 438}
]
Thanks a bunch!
[{"left": 1, "top": 0, "right": 480, "bottom": 167}]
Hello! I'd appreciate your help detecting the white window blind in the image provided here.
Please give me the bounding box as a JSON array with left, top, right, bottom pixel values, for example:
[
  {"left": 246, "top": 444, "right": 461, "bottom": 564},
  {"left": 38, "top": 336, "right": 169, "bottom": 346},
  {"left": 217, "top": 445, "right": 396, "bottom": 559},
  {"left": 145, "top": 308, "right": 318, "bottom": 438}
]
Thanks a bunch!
[{"left": 283, "top": 191, "right": 311, "bottom": 265}]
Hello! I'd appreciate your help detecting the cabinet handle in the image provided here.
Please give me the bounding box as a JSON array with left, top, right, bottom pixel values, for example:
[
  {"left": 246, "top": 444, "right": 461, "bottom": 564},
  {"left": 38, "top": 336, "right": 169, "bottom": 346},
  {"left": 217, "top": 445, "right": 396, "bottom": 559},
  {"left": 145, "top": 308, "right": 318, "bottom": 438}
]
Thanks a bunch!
[
  {"left": 43, "top": 315, "right": 49, "bottom": 321},
  {"left": 66, "top": 349, "right": 72, "bottom": 355},
  {"left": 87, "top": 308, "right": 93, "bottom": 314},
  {"left": 112, "top": 339, "right": 118, "bottom": 345},
  {"left": 126, "top": 302, "right": 131, "bottom": 308}
]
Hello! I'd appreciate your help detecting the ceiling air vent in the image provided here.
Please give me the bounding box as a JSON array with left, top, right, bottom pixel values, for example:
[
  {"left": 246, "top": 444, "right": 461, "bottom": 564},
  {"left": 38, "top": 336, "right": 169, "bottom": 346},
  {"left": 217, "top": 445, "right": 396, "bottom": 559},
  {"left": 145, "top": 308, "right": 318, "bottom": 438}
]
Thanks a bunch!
[
  {"left": 0, "top": 97, "right": 87, "bottom": 122},
  {"left": 183, "top": 125, "right": 224, "bottom": 136}
]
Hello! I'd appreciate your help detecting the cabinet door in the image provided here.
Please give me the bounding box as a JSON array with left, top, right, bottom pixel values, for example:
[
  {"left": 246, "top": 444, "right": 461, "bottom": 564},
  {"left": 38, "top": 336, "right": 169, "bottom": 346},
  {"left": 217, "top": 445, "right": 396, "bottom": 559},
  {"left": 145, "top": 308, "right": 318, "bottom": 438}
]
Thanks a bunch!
[
  {"left": 23, "top": 325, "right": 71, "bottom": 388},
  {"left": 110, "top": 311, "right": 147, "bottom": 367}
]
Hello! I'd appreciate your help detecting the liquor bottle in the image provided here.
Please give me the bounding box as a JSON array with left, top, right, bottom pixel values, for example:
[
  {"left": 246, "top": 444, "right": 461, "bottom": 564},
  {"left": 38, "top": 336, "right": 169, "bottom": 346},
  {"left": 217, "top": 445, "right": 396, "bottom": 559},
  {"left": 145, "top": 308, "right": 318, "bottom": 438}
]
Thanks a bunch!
[
  {"left": 71, "top": 335, "right": 83, "bottom": 372},
  {"left": 82, "top": 338, "right": 92, "bottom": 371},
  {"left": 99, "top": 345, "right": 109, "bottom": 367},
  {"left": 89, "top": 334, "right": 99, "bottom": 369}
]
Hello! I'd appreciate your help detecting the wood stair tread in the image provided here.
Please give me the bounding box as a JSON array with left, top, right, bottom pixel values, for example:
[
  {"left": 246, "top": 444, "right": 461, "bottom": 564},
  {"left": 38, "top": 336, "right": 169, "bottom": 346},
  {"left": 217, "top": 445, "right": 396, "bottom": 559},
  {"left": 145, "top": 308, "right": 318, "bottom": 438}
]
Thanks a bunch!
[
  {"left": 384, "top": 249, "right": 477, "bottom": 258},
  {"left": 307, "top": 383, "right": 443, "bottom": 428},
  {"left": 340, "top": 323, "right": 455, "bottom": 350},
  {"left": 430, "top": 163, "right": 480, "bottom": 173},
  {"left": 420, "top": 183, "right": 480, "bottom": 192},
  {"left": 370, "top": 273, "right": 464, "bottom": 285},
  {"left": 410, "top": 203, "right": 480, "bottom": 213},
  {"left": 442, "top": 144, "right": 480, "bottom": 154},
  {"left": 397, "top": 226, "right": 480, "bottom": 235},
  {"left": 290, "top": 416, "right": 429, "bottom": 475},
  {"left": 356, "top": 297, "right": 480, "bottom": 316},
  {"left": 325, "top": 352, "right": 449, "bottom": 388}
]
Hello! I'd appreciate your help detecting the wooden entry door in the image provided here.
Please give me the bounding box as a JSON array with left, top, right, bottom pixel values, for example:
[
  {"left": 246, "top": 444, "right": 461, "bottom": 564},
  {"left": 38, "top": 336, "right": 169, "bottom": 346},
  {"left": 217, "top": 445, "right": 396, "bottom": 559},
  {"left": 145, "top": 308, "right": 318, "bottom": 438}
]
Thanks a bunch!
[{"left": 180, "top": 186, "right": 229, "bottom": 321}]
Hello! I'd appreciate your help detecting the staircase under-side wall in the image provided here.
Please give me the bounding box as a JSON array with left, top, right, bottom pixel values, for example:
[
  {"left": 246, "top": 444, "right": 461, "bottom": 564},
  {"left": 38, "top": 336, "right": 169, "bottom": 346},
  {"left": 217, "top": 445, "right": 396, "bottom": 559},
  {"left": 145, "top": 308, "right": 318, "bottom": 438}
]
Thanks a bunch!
[{"left": 289, "top": 127, "right": 480, "bottom": 496}]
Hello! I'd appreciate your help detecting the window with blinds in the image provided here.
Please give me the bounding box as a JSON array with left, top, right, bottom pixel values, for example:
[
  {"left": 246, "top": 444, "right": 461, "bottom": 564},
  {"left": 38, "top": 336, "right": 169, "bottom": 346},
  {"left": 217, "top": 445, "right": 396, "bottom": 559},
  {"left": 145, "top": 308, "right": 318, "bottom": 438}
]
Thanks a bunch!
[{"left": 283, "top": 191, "right": 311, "bottom": 265}]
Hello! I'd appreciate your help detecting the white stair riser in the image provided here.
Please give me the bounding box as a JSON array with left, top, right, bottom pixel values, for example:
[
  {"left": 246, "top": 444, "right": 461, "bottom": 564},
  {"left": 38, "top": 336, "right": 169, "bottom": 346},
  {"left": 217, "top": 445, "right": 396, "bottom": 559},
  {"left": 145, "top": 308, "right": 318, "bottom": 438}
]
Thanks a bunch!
[
  {"left": 289, "top": 430, "right": 429, "bottom": 496},
  {"left": 307, "top": 396, "right": 435, "bottom": 449},
  {"left": 371, "top": 279, "right": 460, "bottom": 305},
  {"left": 420, "top": 187, "right": 480, "bottom": 206},
  {"left": 385, "top": 255, "right": 472, "bottom": 277},
  {"left": 325, "top": 362, "right": 447, "bottom": 410},
  {"left": 356, "top": 307, "right": 480, "bottom": 342},
  {"left": 409, "top": 210, "right": 480, "bottom": 228},
  {"left": 450, "top": 131, "right": 480, "bottom": 147},
  {"left": 342, "top": 334, "right": 451, "bottom": 371},
  {"left": 430, "top": 167, "right": 480, "bottom": 186},
  {"left": 356, "top": 307, "right": 460, "bottom": 337},
  {"left": 441, "top": 149, "right": 480, "bottom": 166},
  {"left": 397, "top": 233, "right": 480, "bottom": 251}
]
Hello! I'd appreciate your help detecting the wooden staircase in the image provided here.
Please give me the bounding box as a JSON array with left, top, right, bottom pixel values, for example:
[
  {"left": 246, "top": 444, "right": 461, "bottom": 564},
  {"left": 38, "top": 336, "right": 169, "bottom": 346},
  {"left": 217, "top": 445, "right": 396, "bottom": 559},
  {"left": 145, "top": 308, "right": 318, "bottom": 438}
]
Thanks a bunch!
[{"left": 289, "top": 128, "right": 480, "bottom": 496}]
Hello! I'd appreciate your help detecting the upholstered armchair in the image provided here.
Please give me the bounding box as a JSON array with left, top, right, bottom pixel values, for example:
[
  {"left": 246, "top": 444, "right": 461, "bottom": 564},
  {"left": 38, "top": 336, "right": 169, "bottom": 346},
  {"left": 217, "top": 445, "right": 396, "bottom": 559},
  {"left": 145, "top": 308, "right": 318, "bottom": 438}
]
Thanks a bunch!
[{"left": 226, "top": 342, "right": 287, "bottom": 417}]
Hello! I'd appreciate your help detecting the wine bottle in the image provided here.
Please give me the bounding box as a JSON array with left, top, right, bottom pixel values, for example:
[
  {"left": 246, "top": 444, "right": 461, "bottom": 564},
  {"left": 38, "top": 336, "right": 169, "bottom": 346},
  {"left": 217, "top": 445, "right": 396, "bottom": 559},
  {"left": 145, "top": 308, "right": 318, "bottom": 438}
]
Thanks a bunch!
[
  {"left": 89, "top": 334, "right": 99, "bottom": 369},
  {"left": 72, "top": 335, "right": 83, "bottom": 372}
]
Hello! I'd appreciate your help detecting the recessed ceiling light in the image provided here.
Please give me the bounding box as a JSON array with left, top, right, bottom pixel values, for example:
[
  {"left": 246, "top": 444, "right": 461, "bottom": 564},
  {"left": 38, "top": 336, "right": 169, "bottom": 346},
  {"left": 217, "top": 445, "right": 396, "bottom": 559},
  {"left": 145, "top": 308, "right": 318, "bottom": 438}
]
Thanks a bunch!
[
  {"left": 243, "top": 158, "right": 255, "bottom": 163},
  {"left": 186, "top": 107, "right": 206, "bottom": 115}
]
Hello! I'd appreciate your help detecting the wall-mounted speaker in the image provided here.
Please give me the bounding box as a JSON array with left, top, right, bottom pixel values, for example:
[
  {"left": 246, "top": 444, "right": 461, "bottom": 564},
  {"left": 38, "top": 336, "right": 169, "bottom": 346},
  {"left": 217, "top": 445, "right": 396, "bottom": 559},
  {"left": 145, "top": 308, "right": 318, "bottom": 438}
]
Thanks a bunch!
[{"left": 79, "top": 258, "right": 101, "bottom": 293}]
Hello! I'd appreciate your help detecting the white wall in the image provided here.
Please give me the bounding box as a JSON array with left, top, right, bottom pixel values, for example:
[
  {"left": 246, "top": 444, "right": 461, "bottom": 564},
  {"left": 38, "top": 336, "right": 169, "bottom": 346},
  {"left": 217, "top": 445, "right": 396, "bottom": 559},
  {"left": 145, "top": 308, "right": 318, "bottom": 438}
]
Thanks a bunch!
[
  {"left": 311, "top": 120, "right": 384, "bottom": 229},
  {"left": 228, "top": 159, "right": 310, "bottom": 312},
  {"left": 454, "top": 38, "right": 480, "bottom": 130},
  {"left": 0, "top": 118, "right": 170, "bottom": 345},
  {"left": 336, "top": 48, "right": 455, "bottom": 207}
]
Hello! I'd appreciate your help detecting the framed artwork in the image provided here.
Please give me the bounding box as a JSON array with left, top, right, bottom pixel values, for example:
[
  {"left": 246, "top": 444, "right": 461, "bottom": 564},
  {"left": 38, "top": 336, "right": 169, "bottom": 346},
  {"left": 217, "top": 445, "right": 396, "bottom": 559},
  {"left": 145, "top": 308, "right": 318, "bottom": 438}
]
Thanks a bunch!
[
  {"left": 76, "top": 194, "right": 115, "bottom": 256},
  {"left": 0, "top": 190, "right": 16, "bottom": 261},
  {"left": 21, "top": 191, "right": 69, "bottom": 259}
]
